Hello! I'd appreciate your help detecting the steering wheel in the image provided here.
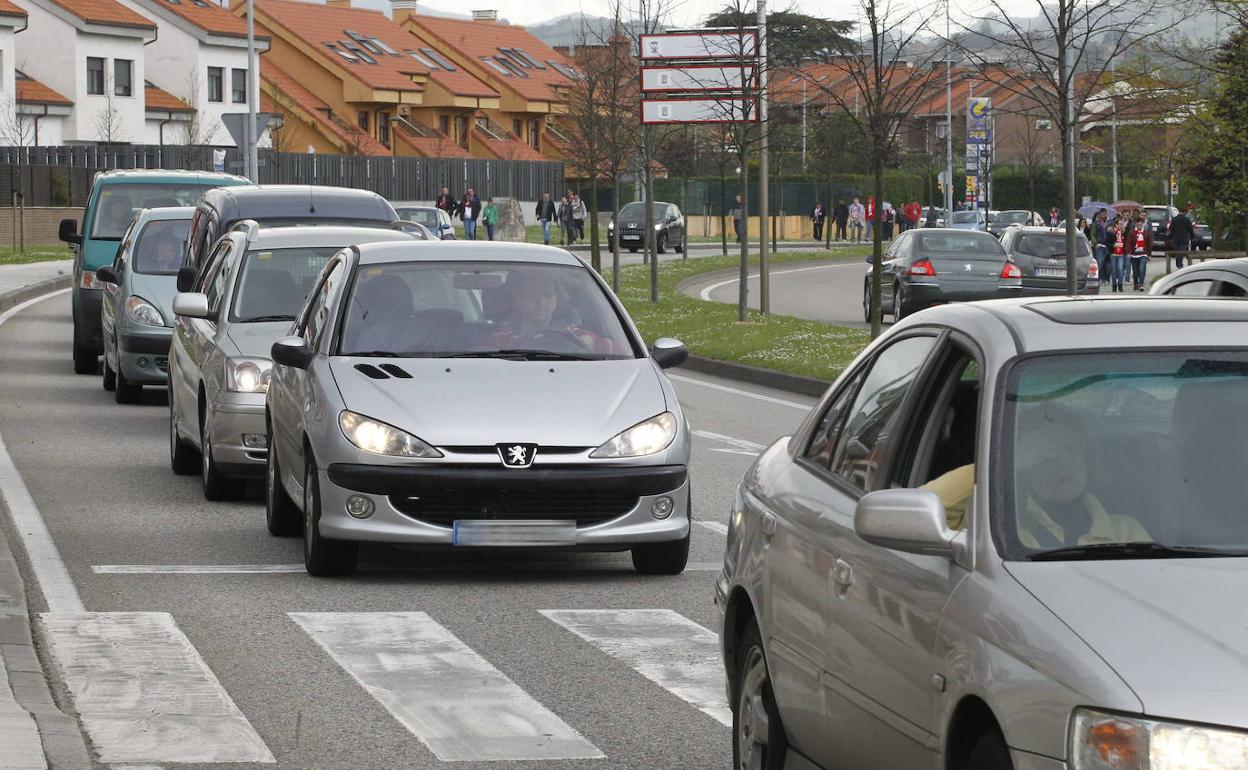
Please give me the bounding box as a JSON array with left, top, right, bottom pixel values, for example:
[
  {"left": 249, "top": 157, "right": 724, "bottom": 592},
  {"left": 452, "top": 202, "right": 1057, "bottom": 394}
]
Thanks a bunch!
[{"left": 531, "top": 328, "right": 589, "bottom": 350}]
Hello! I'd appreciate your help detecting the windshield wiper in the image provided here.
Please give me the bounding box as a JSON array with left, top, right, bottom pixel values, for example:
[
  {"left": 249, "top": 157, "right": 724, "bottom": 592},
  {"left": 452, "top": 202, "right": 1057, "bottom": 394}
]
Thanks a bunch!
[
  {"left": 343, "top": 350, "right": 400, "bottom": 358},
  {"left": 238, "top": 314, "right": 295, "bottom": 323},
  {"left": 444, "top": 349, "right": 595, "bottom": 361},
  {"left": 1029, "top": 542, "right": 1248, "bottom": 561}
]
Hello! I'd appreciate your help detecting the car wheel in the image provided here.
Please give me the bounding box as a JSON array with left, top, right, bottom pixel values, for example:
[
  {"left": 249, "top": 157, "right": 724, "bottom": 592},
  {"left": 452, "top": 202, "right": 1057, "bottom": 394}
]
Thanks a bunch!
[
  {"left": 675, "top": 236, "right": 684, "bottom": 253},
  {"left": 892, "top": 283, "right": 906, "bottom": 321},
  {"left": 631, "top": 529, "right": 689, "bottom": 575},
  {"left": 303, "top": 453, "right": 357, "bottom": 576},
  {"left": 657, "top": 234, "right": 668, "bottom": 254},
  {"left": 169, "top": 391, "right": 199, "bottom": 475},
  {"left": 102, "top": 355, "right": 116, "bottom": 391},
  {"left": 966, "top": 729, "right": 1013, "bottom": 770},
  {"left": 732, "top": 619, "right": 788, "bottom": 770},
  {"left": 72, "top": 340, "right": 96, "bottom": 375},
  {"left": 200, "top": 409, "right": 235, "bottom": 501},
  {"left": 265, "top": 430, "right": 301, "bottom": 537},
  {"left": 862, "top": 280, "right": 872, "bottom": 323},
  {"left": 114, "top": 362, "right": 141, "bottom": 404}
]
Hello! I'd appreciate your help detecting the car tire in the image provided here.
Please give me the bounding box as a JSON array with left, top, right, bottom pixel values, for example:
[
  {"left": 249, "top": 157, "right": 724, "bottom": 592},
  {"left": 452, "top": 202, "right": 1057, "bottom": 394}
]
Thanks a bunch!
[
  {"left": 169, "top": 392, "right": 199, "bottom": 475},
  {"left": 657, "top": 234, "right": 668, "bottom": 254},
  {"left": 114, "top": 362, "right": 141, "bottom": 404},
  {"left": 966, "top": 729, "right": 1013, "bottom": 770},
  {"left": 862, "top": 280, "right": 872, "bottom": 323},
  {"left": 631, "top": 529, "right": 689, "bottom": 575},
  {"left": 102, "top": 356, "right": 116, "bottom": 391},
  {"left": 732, "top": 619, "right": 788, "bottom": 770},
  {"left": 892, "top": 282, "right": 906, "bottom": 321},
  {"left": 72, "top": 340, "right": 96, "bottom": 375},
  {"left": 675, "top": 236, "right": 684, "bottom": 253},
  {"left": 200, "top": 409, "right": 236, "bottom": 501},
  {"left": 303, "top": 453, "right": 357, "bottom": 576},
  {"left": 266, "top": 430, "right": 301, "bottom": 537}
]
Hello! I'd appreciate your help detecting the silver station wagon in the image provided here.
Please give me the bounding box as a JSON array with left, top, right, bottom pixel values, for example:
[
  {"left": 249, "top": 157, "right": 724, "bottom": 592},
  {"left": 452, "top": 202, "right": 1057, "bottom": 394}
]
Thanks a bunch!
[
  {"left": 719, "top": 296, "right": 1248, "bottom": 770},
  {"left": 264, "top": 242, "right": 692, "bottom": 576}
]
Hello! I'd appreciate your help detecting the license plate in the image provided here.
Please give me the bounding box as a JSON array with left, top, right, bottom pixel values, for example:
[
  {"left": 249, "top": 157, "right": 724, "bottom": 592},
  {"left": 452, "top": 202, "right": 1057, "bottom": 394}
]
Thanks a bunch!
[
  {"left": 452, "top": 520, "right": 576, "bottom": 546},
  {"left": 622, "top": 234, "right": 641, "bottom": 240},
  {"left": 1034, "top": 267, "right": 1067, "bottom": 278}
]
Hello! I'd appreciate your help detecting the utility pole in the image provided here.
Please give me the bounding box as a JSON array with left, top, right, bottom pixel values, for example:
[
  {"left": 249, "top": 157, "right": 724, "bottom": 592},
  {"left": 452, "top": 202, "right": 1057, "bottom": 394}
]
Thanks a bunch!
[
  {"left": 246, "top": 0, "right": 259, "bottom": 182},
  {"left": 944, "top": 0, "right": 953, "bottom": 219},
  {"left": 757, "top": 0, "right": 769, "bottom": 314},
  {"left": 1110, "top": 63, "right": 1119, "bottom": 202}
]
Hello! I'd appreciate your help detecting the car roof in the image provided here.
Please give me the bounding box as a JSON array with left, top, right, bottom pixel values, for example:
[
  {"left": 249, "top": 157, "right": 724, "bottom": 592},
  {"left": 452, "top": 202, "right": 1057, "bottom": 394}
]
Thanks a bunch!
[
  {"left": 250, "top": 225, "right": 414, "bottom": 249},
  {"left": 137, "top": 206, "right": 195, "bottom": 222},
  {"left": 353, "top": 241, "right": 583, "bottom": 267},
  {"left": 200, "top": 185, "right": 394, "bottom": 220},
  {"left": 96, "top": 169, "right": 249, "bottom": 185},
  {"left": 1153, "top": 258, "right": 1248, "bottom": 285},
  {"left": 1006, "top": 226, "right": 1087, "bottom": 236}
]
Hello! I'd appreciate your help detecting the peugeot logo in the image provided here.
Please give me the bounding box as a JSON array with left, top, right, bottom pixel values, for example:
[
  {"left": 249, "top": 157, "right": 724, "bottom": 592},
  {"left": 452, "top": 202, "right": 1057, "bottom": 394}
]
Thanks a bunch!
[
  {"left": 497, "top": 443, "right": 538, "bottom": 469},
  {"left": 628, "top": 223, "right": 637, "bottom": 228}
]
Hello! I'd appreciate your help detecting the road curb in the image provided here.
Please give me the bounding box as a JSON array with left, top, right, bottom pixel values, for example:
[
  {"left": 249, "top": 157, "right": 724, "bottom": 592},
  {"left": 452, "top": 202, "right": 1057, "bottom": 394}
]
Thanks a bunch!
[
  {"left": 0, "top": 275, "right": 92, "bottom": 770},
  {"left": 680, "top": 355, "right": 831, "bottom": 398}
]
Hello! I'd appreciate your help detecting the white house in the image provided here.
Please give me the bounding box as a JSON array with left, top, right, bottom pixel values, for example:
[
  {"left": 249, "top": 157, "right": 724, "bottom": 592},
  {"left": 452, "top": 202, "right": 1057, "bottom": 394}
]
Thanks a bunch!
[
  {"left": 0, "top": 1, "right": 22, "bottom": 139},
  {"left": 118, "top": 0, "right": 270, "bottom": 146},
  {"left": 15, "top": 0, "right": 156, "bottom": 143},
  {"left": 15, "top": 70, "right": 71, "bottom": 145}
]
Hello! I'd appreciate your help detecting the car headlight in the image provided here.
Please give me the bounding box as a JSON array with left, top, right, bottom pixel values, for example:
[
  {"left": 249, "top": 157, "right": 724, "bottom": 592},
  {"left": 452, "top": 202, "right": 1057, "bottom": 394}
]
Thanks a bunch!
[
  {"left": 79, "top": 270, "right": 102, "bottom": 290},
  {"left": 338, "top": 410, "right": 442, "bottom": 458},
  {"left": 125, "top": 296, "right": 164, "bottom": 326},
  {"left": 224, "top": 357, "right": 271, "bottom": 393},
  {"left": 1072, "top": 709, "right": 1248, "bottom": 769},
  {"left": 591, "top": 412, "right": 677, "bottom": 458}
]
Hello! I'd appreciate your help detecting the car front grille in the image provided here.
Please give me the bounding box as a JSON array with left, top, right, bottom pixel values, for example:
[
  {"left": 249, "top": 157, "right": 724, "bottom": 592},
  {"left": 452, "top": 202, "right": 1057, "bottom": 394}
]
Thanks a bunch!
[{"left": 389, "top": 488, "right": 639, "bottom": 527}]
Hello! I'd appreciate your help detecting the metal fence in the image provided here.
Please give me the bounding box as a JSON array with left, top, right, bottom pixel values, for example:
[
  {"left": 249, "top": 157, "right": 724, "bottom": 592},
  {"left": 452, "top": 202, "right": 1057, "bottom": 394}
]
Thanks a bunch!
[{"left": 0, "top": 145, "right": 565, "bottom": 206}]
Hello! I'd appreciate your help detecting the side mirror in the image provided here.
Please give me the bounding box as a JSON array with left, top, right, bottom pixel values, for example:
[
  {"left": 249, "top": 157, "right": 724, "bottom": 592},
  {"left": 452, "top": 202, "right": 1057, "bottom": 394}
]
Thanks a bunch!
[
  {"left": 95, "top": 266, "right": 119, "bottom": 285},
  {"left": 651, "top": 337, "right": 688, "bottom": 369},
  {"left": 172, "top": 292, "right": 210, "bottom": 320},
  {"left": 865, "top": 253, "right": 877, "bottom": 263},
  {"left": 176, "top": 266, "right": 197, "bottom": 293},
  {"left": 271, "top": 336, "right": 314, "bottom": 370},
  {"left": 854, "top": 489, "right": 957, "bottom": 558},
  {"left": 58, "top": 218, "right": 82, "bottom": 245}
]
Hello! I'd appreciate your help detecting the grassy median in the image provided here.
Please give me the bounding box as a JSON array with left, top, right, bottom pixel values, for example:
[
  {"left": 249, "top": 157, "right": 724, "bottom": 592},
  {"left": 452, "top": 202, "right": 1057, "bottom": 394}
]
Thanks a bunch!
[
  {"left": 613, "top": 248, "right": 873, "bottom": 382},
  {"left": 0, "top": 245, "right": 69, "bottom": 266}
]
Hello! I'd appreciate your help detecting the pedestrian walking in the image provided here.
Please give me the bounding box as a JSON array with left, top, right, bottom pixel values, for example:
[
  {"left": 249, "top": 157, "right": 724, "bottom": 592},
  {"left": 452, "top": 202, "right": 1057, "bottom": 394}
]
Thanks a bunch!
[
  {"left": 848, "top": 197, "right": 865, "bottom": 242},
  {"left": 1048, "top": 206, "right": 1061, "bottom": 228},
  {"left": 1169, "top": 208, "right": 1195, "bottom": 269},
  {"left": 558, "top": 193, "right": 575, "bottom": 246},
  {"left": 865, "top": 196, "right": 876, "bottom": 241},
  {"left": 1103, "top": 216, "right": 1127, "bottom": 293},
  {"left": 904, "top": 200, "right": 921, "bottom": 232},
  {"left": 459, "top": 187, "right": 481, "bottom": 240},
  {"left": 535, "top": 192, "right": 557, "bottom": 245},
  {"left": 1128, "top": 213, "right": 1151, "bottom": 291},
  {"left": 482, "top": 197, "right": 499, "bottom": 241},
  {"left": 435, "top": 186, "right": 455, "bottom": 215},
  {"left": 810, "top": 201, "right": 826, "bottom": 242},
  {"left": 882, "top": 204, "right": 895, "bottom": 241},
  {"left": 1094, "top": 211, "right": 1109, "bottom": 276},
  {"left": 571, "top": 192, "right": 587, "bottom": 243},
  {"left": 833, "top": 200, "right": 848, "bottom": 241},
  {"left": 730, "top": 195, "right": 744, "bottom": 243}
]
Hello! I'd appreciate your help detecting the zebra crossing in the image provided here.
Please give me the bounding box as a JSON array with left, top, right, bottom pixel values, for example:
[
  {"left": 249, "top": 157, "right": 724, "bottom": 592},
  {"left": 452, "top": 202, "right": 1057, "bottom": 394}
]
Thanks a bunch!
[{"left": 39, "top": 607, "right": 732, "bottom": 765}]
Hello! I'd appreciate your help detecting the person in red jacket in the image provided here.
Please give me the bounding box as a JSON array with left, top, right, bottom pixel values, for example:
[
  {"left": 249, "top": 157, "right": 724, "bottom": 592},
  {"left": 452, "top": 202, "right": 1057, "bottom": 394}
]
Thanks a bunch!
[
  {"left": 865, "top": 196, "right": 876, "bottom": 240},
  {"left": 1128, "top": 212, "right": 1152, "bottom": 291}
]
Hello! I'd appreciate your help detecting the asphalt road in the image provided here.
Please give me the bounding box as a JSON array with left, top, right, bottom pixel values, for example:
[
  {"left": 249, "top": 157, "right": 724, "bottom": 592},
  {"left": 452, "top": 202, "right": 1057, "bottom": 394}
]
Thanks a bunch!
[{"left": 0, "top": 291, "right": 818, "bottom": 770}]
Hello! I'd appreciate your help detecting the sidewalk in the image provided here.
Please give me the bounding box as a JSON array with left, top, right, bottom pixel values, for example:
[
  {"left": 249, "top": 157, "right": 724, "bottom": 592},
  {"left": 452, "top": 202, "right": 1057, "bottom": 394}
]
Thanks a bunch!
[{"left": 0, "top": 261, "right": 90, "bottom": 770}]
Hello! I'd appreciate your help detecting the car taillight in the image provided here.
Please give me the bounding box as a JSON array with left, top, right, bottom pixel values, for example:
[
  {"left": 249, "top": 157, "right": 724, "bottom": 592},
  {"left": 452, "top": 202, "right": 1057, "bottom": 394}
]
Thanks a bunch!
[
  {"left": 1087, "top": 258, "right": 1099, "bottom": 279},
  {"left": 1000, "top": 262, "right": 1022, "bottom": 279},
  {"left": 908, "top": 258, "right": 936, "bottom": 276}
]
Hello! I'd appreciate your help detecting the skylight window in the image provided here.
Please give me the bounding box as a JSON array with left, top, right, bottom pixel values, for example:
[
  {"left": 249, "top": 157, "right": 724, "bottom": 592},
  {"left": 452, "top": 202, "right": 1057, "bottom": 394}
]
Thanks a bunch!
[
  {"left": 327, "top": 43, "right": 359, "bottom": 63},
  {"left": 191, "top": 0, "right": 209, "bottom": 6},
  {"left": 512, "top": 48, "right": 545, "bottom": 68},
  {"left": 421, "top": 48, "right": 456, "bottom": 71},
  {"left": 495, "top": 57, "right": 528, "bottom": 78},
  {"left": 498, "top": 48, "right": 530, "bottom": 68},
  {"left": 339, "top": 40, "right": 377, "bottom": 64},
  {"left": 481, "top": 56, "right": 513, "bottom": 76},
  {"left": 165, "top": 0, "right": 182, "bottom": 5},
  {"left": 370, "top": 37, "right": 400, "bottom": 56},
  {"left": 346, "top": 31, "right": 385, "bottom": 56},
  {"left": 547, "top": 60, "right": 578, "bottom": 79},
  {"left": 405, "top": 50, "right": 438, "bottom": 69}
]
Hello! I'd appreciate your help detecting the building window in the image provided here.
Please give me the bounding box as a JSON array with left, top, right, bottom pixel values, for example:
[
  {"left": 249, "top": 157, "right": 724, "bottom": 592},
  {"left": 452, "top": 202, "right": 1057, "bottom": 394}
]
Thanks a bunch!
[
  {"left": 512, "top": 118, "right": 521, "bottom": 138},
  {"left": 378, "top": 113, "right": 390, "bottom": 146},
  {"left": 114, "top": 59, "right": 133, "bottom": 96},
  {"left": 231, "top": 68, "right": 247, "bottom": 103},
  {"left": 358, "top": 111, "right": 369, "bottom": 132},
  {"left": 87, "top": 57, "right": 105, "bottom": 95},
  {"left": 438, "top": 114, "right": 449, "bottom": 135},
  {"left": 528, "top": 118, "right": 540, "bottom": 150},
  {"left": 207, "top": 66, "right": 223, "bottom": 102}
]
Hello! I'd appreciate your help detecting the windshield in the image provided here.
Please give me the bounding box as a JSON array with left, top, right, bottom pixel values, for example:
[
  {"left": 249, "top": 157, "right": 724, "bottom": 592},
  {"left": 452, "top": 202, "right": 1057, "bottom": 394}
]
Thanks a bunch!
[
  {"left": 1145, "top": 208, "right": 1171, "bottom": 225},
  {"left": 91, "top": 184, "right": 215, "bottom": 240},
  {"left": 133, "top": 218, "right": 191, "bottom": 275},
  {"left": 1000, "top": 351, "right": 1248, "bottom": 560},
  {"left": 951, "top": 211, "right": 982, "bottom": 224},
  {"left": 916, "top": 232, "right": 1004, "bottom": 256},
  {"left": 398, "top": 209, "right": 440, "bottom": 228},
  {"left": 231, "top": 247, "right": 341, "bottom": 323},
  {"left": 1013, "top": 233, "right": 1092, "bottom": 259},
  {"left": 618, "top": 202, "right": 666, "bottom": 221},
  {"left": 338, "top": 261, "right": 637, "bottom": 360},
  {"left": 993, "top": 211, "right": 1031, "bottom": 225}
]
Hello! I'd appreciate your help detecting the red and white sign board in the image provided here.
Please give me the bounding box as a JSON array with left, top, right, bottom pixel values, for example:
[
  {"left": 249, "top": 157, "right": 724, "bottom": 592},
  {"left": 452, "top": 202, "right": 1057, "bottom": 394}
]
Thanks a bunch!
[
  {"left": 641, "top": 65, "right": 752, "bottom": 92},
  {"left": 641, "top": 98, "right": 759, "bottom": 124},
  {"left": 639, "top": 32, "right": 757, "bottom": 61}
]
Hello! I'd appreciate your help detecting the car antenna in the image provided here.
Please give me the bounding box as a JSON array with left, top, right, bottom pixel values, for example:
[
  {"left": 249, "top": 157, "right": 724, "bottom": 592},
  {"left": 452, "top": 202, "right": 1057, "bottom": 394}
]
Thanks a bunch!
[{"left": 308, "top": 186, "right": 316, "bottom": 214}]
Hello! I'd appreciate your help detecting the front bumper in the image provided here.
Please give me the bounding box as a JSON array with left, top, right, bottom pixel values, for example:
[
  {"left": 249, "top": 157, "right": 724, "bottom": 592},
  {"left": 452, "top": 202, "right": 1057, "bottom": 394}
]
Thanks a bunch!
[
  {"left": 208, "top": 392, "right": 267, "bottom": 477},
  {"left": 117, "top": 328, "right": 172, "bottom": 384},
  {"left": 317, "top": 463, "right": 691, "bottom": 546},
  {"left": 74, "top": 287, "right": 104, "bottom": 352}
]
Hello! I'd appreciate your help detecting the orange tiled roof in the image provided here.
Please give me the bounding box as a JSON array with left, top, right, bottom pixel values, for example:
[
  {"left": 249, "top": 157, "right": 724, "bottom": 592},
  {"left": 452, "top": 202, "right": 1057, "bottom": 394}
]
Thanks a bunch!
[
  {"left": 403, "top": 15, "right": 574, "bottom": 103},
  {"left": 472, "top": 125, "right": 544, "bottom": 161},
  {"left": 47, "top": 0, "right": 156, "bottom": 29},
  {"left": 253, "top": 0, "right": 496, "bottom": 99},
  {"left": 261, "top": 58, "right": 391, "bottom": 156},
  {"left": 149, "top": 0, "right": 249, "bottom": 37},
  {"left": 145, "top": 81, "right": 194, "bottom": 112},
  {"left": 394, "top": 129, "right": 470, "bottom": 158},
  {"left": 0, "top": 0, "right": 26, "bottom": 17},
  {"left": 15, "top": 71, "right": 71, "bottom": 105}
]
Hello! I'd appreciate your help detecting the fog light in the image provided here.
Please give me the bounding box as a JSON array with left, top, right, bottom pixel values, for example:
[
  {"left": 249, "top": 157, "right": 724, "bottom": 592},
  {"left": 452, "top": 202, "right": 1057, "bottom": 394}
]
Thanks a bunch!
[
  {"left": 651, "top": 496, "right": 674, "bottom": 519},
  {"left": 136, "top": 356, "right": 149, "bottom": 369},
  {"left": 346, "top": 495, "right": 375, "bottom": 519},
  {"left": 242, "top": 433, "right": 268, "bottom": 449}
]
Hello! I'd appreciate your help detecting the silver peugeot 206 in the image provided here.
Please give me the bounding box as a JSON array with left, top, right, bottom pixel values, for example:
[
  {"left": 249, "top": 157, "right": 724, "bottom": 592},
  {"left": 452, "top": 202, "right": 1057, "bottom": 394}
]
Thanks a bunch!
[{"left": 265, "top": 241, "right": 692, "bottom": 576}]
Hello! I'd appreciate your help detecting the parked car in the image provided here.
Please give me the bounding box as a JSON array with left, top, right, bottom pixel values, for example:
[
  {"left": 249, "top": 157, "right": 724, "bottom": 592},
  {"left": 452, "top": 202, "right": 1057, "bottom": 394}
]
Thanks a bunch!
[
  {"left": 168, "top": 225, "right": 418, "bottom": 500},
  {"left": 862, "top": 228, "right": 1021, "bottom": 321},
  {"left": 57, "top": 170, "right": 249, "bottom": 375},
  {"left": 920, "top": 206, "right": 947, "bottom": 227},
  {"left": 1150, "top": 258, "right": 1248, "bottom": 297},
  {"left": 718, "top": 295, "right": 1248, "bottom": 770},
  {"left": 1142, "top": 204, "right": 1180, "bottom": 249},
  {"left": 95, "top": 207, "right": 194, "bottom": 403},
  {"left": 265, "top": 241, "right": 692, "bottom": 576},
  {"left": 998, "top": 225, "right": 1099, "bottom": 295},
  {"left": 1193, "top": 222, "right": 1213, "bottom": 250},
  {"left": 986, "top": 209, "right": 1043, "bottom": 238},
  {"left": 185, "top": 185, "right": 401, "bottom": 270},
  {"left": 947, "top": 209, "right": 988, "bottom": 231},
  {"left": 392, "top": 204, "right": 456, "bottom": 240},
  {"left": 608, "top": 201, "right": 685, "bottom": 253}
]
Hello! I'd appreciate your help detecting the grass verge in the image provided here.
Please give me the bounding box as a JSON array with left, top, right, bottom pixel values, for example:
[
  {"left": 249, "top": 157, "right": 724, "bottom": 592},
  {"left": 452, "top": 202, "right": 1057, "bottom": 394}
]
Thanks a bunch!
[
  {"left": 0, "top": 245, "right": 69, "bottom": 266},
  {"left": 614, "top": 247, "right": 873, "bottom": 382}
]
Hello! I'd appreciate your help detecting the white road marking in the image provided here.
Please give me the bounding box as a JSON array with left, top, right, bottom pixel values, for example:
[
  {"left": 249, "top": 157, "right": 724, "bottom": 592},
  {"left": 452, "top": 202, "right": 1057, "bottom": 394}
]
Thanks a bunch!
[
  {"left": 697, "top": 262, "right": 858, "bottom": 301},
  {"left": 0, "top": 289, "right": 82, "bottom": 614},
  {"left": 669, "top": 373, "right": 812, "bottom": 411},
  {"left": 289, "top": 612, "right": 604, "bottom": 762},
  {"left": 541, "top": 609, "right": 731, "bottom": 727},
  {"left": 693, "top": 429, "right": 766, "bottom": 455},
  {"left": 697, "top": 521, "right": 729, "bottom": 536},
  {"left": 39, "top": 612, "right": 274, "bottom": 764}
]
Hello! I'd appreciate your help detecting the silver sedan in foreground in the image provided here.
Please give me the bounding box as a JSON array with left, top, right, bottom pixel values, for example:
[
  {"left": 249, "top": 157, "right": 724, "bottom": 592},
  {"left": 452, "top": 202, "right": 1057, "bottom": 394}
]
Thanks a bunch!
[
  {"left": 719, "top": 295, "right": 1248, "bottom": 770},
  {"left": 266, "top": 242, "right": 692, "bottom": 576}
]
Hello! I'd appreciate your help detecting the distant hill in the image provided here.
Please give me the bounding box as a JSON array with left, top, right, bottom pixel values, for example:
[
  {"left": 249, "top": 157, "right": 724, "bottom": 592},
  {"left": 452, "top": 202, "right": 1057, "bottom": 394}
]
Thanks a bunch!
[{"left": 527, "top": 12, "right": 654, "bottom": 48}]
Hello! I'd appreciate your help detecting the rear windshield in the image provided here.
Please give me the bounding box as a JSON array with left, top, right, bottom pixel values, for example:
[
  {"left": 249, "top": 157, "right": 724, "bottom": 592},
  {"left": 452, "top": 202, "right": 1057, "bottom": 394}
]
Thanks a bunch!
[
  {"left": 917, "top": 232, "right": 1004, "bottom": 255},
  {"left": 951, "top": 211, "right": 983, "bottom": 224},
  {"left": 993, "top": 211, "right": 1032, "bottom": 225},
  {"left": 397, "top": 209, "right": 441, "bottom": 228},
  {"left": 1014, "top": 232, "right": 1091, "bottom": 259},
  {"left": 91, "top": 184, "right": 217, "bottom": 239},
  {"left": 231, "top": 247, "right": 341, "bottom": 323},
  {"left": 133, "top": 218, "right": 191, "bottom": 275}
]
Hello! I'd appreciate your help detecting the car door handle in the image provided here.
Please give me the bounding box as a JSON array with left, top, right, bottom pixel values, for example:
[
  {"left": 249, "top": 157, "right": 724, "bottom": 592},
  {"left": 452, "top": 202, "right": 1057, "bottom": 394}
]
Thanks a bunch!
[
  {"left": 761, "top": 511, "right": 777, "bottom": 539},
  {"left": 833, "top": 559, "right": 854, "bottom": 598}
]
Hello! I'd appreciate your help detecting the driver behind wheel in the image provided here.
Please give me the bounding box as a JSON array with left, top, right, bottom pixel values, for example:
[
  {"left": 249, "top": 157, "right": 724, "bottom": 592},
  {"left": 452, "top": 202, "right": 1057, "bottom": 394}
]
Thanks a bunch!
[{"left": 479, "top": 269, "right": 614, "bottom": 354}]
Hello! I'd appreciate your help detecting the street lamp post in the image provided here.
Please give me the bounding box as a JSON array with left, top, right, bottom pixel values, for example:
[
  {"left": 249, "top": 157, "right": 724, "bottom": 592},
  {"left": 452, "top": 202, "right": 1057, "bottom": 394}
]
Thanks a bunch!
[
  {"left": 246, "top": 0, "right": 259, "bottom": 182},
  {"left": 944, "top": 0, "right": 953, "bottom": 219}
]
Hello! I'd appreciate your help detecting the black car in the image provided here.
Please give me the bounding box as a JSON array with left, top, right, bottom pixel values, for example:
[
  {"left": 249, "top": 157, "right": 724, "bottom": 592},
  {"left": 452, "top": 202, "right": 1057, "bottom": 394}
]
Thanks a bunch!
[
  {"left": 609, "top": 201, "right": 685, "bottom": 254},
  {"left": 998, "top": 226, "right": 1099, "bottom": 296}
]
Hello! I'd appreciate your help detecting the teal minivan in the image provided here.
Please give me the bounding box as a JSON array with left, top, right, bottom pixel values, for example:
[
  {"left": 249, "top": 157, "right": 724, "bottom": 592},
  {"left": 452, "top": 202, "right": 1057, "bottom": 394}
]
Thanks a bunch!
[{"left": 59, "top": 170, "right": 248, "bottom": 374}]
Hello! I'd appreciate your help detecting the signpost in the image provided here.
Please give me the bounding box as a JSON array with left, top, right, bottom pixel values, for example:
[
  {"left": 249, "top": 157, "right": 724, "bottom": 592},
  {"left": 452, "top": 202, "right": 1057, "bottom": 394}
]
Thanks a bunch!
[
  {"left": 965, "top": 97, "right": 994, "bottom": 209},
  {"left": 640, "top": 66, "right": 752, "bottom": 93}
]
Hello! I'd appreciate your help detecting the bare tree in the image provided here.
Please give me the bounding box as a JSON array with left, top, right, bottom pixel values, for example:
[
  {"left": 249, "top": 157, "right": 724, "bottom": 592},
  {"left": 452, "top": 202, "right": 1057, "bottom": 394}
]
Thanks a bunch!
[
  {"left": 1, "top": 103, "right": 34, "bottom": 147},
  {"left": 179, "top": 68, "right": 219, "bottom": 146},
  {"left": 95, "top": 74, "right": 125, "bottom": 144}
]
